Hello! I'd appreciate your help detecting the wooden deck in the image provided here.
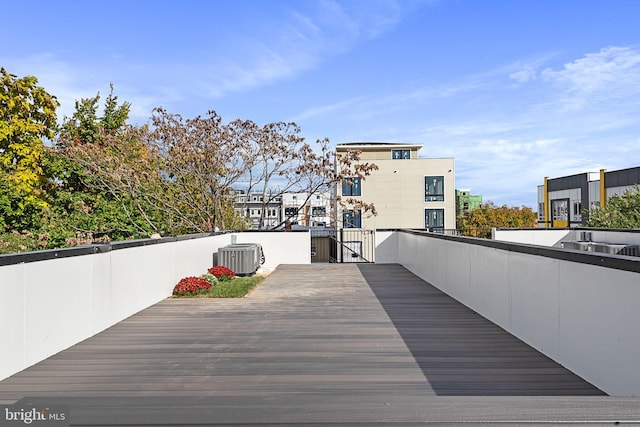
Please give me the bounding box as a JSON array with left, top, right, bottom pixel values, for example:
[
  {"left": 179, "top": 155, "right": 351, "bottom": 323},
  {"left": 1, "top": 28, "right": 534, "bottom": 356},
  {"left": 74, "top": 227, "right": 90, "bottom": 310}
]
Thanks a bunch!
[{"left": 1, "top": 263, "right": 639, "bottom": 426}]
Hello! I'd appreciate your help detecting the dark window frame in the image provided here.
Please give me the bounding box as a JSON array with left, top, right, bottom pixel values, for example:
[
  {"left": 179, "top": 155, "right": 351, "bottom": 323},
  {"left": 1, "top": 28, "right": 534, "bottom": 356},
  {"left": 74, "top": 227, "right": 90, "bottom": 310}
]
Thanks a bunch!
[
  {"left": 425, "top": 176, "right": 445, "bottom": 201},
  {"left": 343, "top": 209, "right": 362, "bottom": 228},
  {"left": 392, "top": 149, "right": 411, "bottom": 159},
  {"left": 342, "top": 177, "right": 362, "bottom": 196},
  {"left": 425, "top": 208, "right": 445, "bottom": 230}
]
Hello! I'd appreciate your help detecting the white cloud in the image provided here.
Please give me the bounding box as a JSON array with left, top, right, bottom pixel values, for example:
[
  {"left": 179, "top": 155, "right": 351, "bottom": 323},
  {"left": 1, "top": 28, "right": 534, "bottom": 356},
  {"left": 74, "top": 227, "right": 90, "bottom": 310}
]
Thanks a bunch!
[
  {"left": 5, "top": 1, "right": 411, "bottom": 122},
  {"left": 195, "top": 0, "right": 407, "bottom": 99},
  {"left": 292, "top": 97, "right": 365, "bottom": 121},
  {"left": 541, "top": 46, "right": 640, "bottom": 93},
  {"left": 509, "top": 66, "right": 537, "bottom": 83}
]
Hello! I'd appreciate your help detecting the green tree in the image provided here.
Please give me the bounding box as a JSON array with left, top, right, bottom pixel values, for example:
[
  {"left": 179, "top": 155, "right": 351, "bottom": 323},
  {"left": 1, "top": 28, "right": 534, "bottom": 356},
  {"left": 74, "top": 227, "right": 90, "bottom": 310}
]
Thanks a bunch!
[
  {"left": 49, "top": 86, "right": 157, "bottom": 246},
  {"left": 0, "top": 68, "right": 59, "bottom": 231},
  {"left": 586, "top": 186, "right": 640, "bottom": 228},
  {"left": 457, "top": 202, "right": 537, "bottom": 238},
  {"left": 58, "top": 83, "right": 130, "bottom": 147}
]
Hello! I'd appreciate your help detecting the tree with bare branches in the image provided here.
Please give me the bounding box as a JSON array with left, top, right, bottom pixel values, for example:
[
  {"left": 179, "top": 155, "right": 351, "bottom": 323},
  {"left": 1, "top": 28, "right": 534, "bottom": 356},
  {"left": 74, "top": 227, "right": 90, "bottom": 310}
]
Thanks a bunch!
[{"left": 57, "top": 103, "right": 379, "bottom": 240}]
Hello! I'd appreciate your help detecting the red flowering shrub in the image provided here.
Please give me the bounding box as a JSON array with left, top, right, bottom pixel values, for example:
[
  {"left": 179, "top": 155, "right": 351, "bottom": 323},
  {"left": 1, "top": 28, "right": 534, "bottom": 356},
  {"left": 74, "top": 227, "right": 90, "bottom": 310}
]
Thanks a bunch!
[
  {"left": 173, "top": 276, "right": 212, "bottom": 296},
  {"left": 207, "top": 265, "right": 235, "bottom": 281}
]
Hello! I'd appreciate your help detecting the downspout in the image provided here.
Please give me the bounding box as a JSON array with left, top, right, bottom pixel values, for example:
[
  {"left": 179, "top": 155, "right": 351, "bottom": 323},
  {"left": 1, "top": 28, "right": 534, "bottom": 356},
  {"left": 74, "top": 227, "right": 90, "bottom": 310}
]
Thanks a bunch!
[
  {"left": 543, "top": 177, "right": 549, "bottom": 229},
  {"left": 600, "top": 169, "right": 606, "bottom": 208}
]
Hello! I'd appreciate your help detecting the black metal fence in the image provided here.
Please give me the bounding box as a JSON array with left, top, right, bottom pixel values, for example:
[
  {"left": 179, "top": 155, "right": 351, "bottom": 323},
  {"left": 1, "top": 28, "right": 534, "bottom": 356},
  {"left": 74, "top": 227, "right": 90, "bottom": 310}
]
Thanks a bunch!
[{"left": 311, "top": 228, "right": 375, "bottom": 263}]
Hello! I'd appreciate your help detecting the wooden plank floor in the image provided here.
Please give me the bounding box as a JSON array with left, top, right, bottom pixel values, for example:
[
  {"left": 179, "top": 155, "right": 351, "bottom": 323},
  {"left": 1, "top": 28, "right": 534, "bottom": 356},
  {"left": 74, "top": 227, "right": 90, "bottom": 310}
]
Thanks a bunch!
[{"left": 1, "top": 263, "right": 639, "bottom": 426}]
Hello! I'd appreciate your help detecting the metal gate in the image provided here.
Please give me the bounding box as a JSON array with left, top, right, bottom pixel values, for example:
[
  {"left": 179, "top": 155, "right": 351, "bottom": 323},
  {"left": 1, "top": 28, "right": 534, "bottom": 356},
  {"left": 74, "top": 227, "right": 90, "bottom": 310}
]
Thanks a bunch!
[
  {"left": 310, "top": 228, "right": 375, "bottom": 263},
  {"left": 330, "top": 229, "right": 375, "bottom": 263}
]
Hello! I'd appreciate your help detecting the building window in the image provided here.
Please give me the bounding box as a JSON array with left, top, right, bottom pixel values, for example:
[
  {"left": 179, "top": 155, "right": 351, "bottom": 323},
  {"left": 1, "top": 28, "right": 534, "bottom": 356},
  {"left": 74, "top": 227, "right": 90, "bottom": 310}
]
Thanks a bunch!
[
  {"left": 312, "top": 206, "right": 326, "bottom": 216},
  {"left": 573, "top": 201, "right": 582, "bottom": 216},
  {"left": 285, "top": 207, "right": 297, "bottom": 217},
  {"left": 425, "top": 176, "right": 444, "bottom": 201},
  {"left": 342, "top": 177, "right": 361, "bottom": 196},
  {"left": 392, "top": 149, "right": 411, "bottom": 159},
  {"left": 292, "top": 195, "right": 297, "bottom": 200},
  {"left": 425, "top": 209, "right": 444, "bottom": 230},
  {"left": 538, "top": 203, "right": 545, "bottom": 221},
  {"left": 343, "top": 210, "right": 361, "bottom": 228}
]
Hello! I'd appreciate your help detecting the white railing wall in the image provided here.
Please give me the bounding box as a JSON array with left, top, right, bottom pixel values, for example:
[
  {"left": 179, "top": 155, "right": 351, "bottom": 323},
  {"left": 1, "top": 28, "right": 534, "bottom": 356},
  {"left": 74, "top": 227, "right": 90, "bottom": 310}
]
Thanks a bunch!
[
  {"left": 376, "top": 229, "right": 640, "bottom": 397},
  {"left": 0, "top": 231, "right": 310, "bottom": 381},
  {"left": 493, "top": 228, "right": 575, "bottom": 247},
  {"left": 494, "top": 227, "right": 640, "bottom": 247}
]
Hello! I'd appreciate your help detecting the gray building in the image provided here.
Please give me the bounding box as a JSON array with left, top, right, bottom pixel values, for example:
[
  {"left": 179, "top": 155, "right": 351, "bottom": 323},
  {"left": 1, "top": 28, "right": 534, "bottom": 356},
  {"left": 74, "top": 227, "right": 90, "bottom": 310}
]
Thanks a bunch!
[{"left": 538, "top": 166, "right": 640, "bottom": 228}]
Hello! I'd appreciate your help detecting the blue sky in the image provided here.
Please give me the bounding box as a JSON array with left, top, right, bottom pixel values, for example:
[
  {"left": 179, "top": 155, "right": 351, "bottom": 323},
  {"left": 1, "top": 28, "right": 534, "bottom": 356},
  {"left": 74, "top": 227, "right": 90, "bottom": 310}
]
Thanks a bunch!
[{"left": 3, "top": 0, "right": 640, "bottom": 208}]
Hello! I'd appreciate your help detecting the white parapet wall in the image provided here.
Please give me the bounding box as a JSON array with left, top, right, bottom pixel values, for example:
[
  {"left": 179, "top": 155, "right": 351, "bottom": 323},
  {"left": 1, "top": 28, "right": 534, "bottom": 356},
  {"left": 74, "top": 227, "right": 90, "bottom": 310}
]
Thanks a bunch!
[
  {"left": 493, "top": 227, "right": 640, "bottom": 248},
  {"left": 376, "top": 229, "right": 640, "bottom": 397},
  {"left": 233, "top": 231, "right": 311, "bottom": 270},
  {"left": 493, "top": 228, "right": 576, "bottom": 247},
  {"left": 0, "top": 231, "right": 310, "bottom": 381}
]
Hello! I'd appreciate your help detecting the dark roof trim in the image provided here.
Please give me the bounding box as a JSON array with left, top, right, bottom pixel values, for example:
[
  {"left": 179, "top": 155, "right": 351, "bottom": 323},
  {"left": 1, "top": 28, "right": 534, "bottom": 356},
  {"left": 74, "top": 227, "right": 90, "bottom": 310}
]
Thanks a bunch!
[
  {"left": 0, "top": 245, "right": 111, "bottom": 266},
  {"left": 337, "top": 142, "right": 405, "bottom": 146},
  {"left": 336, "top": 142, "right": 422, "bottom": 148},
  {"left": 378, "top": 229, "right": 640, "bottom": 274}
]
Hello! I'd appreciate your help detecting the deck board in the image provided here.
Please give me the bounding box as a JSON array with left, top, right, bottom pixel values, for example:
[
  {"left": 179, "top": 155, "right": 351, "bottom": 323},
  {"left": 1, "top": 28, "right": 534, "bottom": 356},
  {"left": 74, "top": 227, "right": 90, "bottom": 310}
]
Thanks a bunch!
[{"left": 1, "top": 263, "right": 639, "bottom": 425}]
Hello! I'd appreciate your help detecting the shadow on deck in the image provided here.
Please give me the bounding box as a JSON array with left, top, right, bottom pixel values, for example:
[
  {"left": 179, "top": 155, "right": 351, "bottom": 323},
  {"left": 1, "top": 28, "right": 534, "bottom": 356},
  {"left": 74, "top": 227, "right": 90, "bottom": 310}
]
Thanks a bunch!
[{"left": 358, "top": 264, "right": 604, "bottom": 396}]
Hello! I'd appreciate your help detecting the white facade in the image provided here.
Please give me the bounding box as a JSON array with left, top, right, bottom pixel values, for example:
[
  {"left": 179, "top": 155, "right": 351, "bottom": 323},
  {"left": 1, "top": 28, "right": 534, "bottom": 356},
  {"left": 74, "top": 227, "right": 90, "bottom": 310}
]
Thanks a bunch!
[
  {"left": 234, "top": 190, "right": 283, "bottom": 229},
  {"left": 282, "top": 192, "right": 333, "bottom": 227}
]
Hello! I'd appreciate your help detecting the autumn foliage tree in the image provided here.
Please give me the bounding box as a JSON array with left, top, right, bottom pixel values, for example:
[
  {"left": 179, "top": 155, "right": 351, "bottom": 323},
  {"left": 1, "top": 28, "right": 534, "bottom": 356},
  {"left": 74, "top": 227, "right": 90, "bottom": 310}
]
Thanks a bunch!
[
  {"left": 0, "top": 68, "right": 58, "bottom": 232},
  {"left": 145, "top": 108, "right": 378, "bottom": 232},
  {"left": 457, "top": 202, "right": 537, "bottom": 238},
  {"left": 1, "top": 71, "right": 378, "bottom": 252}
]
